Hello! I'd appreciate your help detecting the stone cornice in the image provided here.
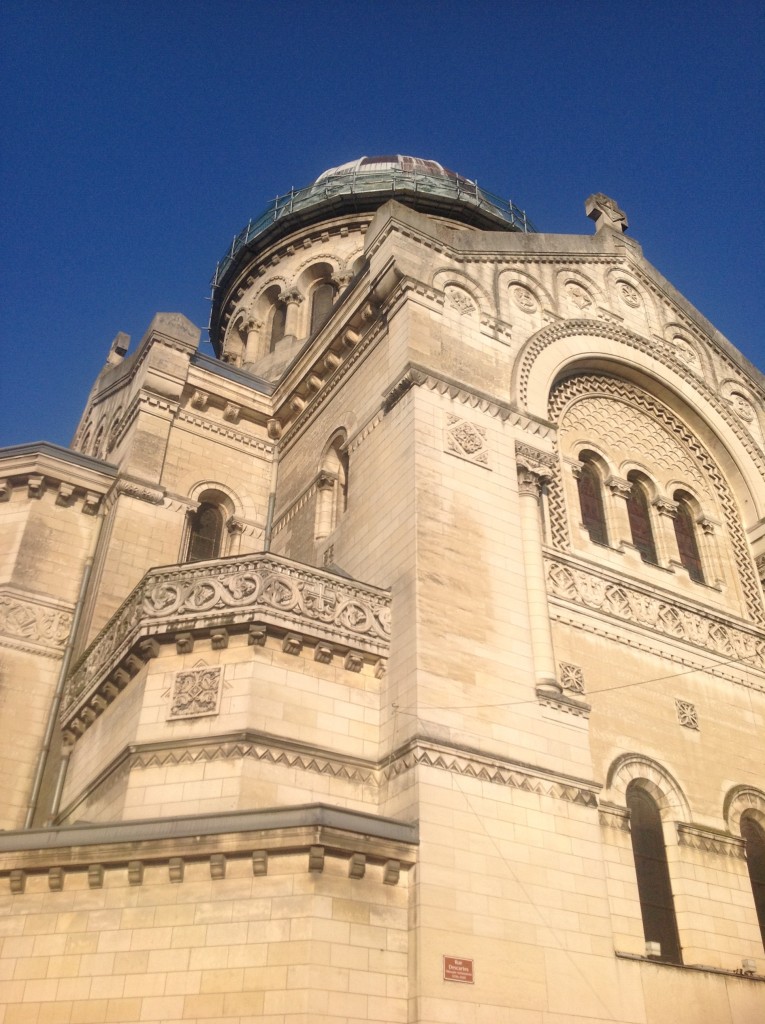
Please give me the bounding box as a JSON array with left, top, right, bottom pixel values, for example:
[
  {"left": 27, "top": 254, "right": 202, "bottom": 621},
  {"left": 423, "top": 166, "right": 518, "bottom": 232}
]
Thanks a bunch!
[
  {"left": 546, "top": 551, "right": 765, "bottom": 688},
  {"left": 0, "top": 803, "right": 417, "bottom": 888},
  {"left": 61, "top": 553, "right": 391, "bottom": 735},
  {"left": 382, "top": 364, "right": 555, "bottom": 438}
]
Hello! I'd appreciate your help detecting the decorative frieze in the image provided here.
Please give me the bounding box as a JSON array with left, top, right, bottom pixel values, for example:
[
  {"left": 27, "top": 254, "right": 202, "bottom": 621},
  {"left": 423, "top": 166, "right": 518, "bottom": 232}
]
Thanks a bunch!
[
  {"left": 62, "top": 553, "right": 391, "bottom": 731},
  {"left": 0, "top": 592, "right": 72, "bottom": 653},
  {"left": 546, "top": 553, "right": 765, "bottom": 685},
  {"left": 676, "top": 822, "right": 746, "bottom": 859}
]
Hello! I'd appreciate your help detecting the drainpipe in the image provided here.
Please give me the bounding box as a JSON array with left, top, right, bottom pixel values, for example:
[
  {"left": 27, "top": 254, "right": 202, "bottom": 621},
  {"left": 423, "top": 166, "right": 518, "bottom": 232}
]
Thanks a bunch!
[
  {"left": 24, "top": 508, "right": 105, "bottom": 828},
  {"left": 263, "top": 447, "right": 280, "bottom": 552}
]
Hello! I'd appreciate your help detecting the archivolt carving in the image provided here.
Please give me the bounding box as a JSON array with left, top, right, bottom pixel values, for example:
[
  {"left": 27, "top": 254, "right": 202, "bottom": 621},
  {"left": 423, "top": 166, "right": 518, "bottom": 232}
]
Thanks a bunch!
[
  {"left": 605, "top": 753, "right": 690, "bottom": 822},
  {"left": 724, "top": 786, "right": 765, "bottom": 835},
  {"left": 547, "top": 374, "right": 763, "bottom": 623},
  {"left": 546, "top": 554, "right": 765, "bottom": 682},
  {"left": 520, "top": 320, "right": 765, "bottom": 481}
]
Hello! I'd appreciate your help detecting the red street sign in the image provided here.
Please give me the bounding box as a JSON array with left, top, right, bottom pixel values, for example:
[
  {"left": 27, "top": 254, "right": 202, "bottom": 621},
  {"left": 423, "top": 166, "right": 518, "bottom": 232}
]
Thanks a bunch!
[{"left": 443, "top": 956, "right": 474, "bottom": 984}]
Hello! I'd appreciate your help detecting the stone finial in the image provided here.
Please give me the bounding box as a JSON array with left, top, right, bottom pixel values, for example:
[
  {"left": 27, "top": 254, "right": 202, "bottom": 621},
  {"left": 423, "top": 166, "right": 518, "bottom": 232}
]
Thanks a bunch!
[{"left": 585, "top": 193, "right": 628, "bottom": 234}]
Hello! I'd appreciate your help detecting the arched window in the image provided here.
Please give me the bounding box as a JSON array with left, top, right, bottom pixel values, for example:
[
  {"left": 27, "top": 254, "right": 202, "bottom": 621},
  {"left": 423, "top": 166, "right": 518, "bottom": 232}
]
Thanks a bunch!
[
  {"left": 741, "top": 815, "right": 765, "bottom": 950},
  {"left": 576, "top": 453, "right": 608, "bottom": 546},
  {"left": 310, "top": 282, "right": 335, "bottom": 334},
  {"left": 315, "top": 434, "right": 348, "bottom": 541},
  {"left": 672, "top": 492, "right": 704, "bottom": 583},
  {"left": 627, "top": 785, "right": 682, "bottom": 963},
  {"left": 186, "top": 503, "right": 224, "bottom": 562},
  {"left": 270, "top": 302, "right": 287, "bottom": 351},
  {"left": 626, "top": 474, "right": 658, "bottom": 565}
]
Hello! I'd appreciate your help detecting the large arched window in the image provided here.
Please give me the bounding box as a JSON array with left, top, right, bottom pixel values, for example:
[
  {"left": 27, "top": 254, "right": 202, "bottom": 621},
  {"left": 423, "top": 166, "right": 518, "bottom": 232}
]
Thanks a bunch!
[
  {"left": 672, "top": 491, "right": 704, "bottom": 583},
  {"left": 186, "top": 503, "right": 224, "bottom": 562},
  {"left": 310, "top": 282, "right": 335, "bottom": 334},
  {"left": 741, "top": 814, "right": 765, "bottom": 950},
  {"left": 627, "top": 785, "right": 682, "bottom": 963},
  {"left": 270, "top": 301, "right": 287, "bottom": 350},
  {"left": 576, "top": 453, "right": 608, "bottom": 546},
  {"left": 626, "top": 474, "right": 658, "bottom": 565}
]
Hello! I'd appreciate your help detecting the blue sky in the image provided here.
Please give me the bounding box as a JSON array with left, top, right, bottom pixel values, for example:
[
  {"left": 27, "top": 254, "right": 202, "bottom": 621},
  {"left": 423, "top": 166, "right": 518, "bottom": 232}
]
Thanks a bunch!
[{"left": 2, "top": 1, "right": 763, "bottom": 447}]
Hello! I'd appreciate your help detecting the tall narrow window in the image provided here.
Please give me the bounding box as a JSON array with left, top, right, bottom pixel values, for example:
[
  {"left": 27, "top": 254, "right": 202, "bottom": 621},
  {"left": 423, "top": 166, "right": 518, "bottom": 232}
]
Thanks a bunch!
[
  {"left": 626, "top": 475, "right": 658, "bottom": 565},
  {"left": 576, "top": 455, "right": 608, "bottom": 545},
  {"left": 627, "top": 786, "right": 682, "bottom": 963},
  {"left": 672, "top": 493, "right": 704, "bottom": 583},
  {"left": 315, "top": 434, "right": 348, "bottom": 541},
  {"left": 270, "top": 302, "right": 287, "bottom": 350},
  {"left": 741, "top": 815, "right": 765, "bottom": 950},
  {"left": 310, "top": 282, "right": 335, "bottom": 334},
  {"left": 187, "top": 503, "right": 224, "bottom": 562}
]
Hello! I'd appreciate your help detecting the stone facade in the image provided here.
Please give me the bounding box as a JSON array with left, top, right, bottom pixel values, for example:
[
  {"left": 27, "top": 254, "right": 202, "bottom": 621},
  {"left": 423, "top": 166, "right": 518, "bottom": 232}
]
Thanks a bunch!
[{"left": 1, "top": 157, "right": 763, "bottom": 1022}]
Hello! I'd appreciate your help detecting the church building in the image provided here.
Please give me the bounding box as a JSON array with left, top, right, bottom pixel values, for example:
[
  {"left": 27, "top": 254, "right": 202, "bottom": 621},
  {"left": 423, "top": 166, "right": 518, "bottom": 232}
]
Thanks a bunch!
[{"left": 1, "top": 155, "right": 764, "bottom": 1022}]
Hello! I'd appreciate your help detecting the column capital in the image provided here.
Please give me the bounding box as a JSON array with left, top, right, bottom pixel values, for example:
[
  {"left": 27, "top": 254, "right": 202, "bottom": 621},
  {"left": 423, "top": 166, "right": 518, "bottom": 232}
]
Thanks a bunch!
[
  {"left": 606, "top": 474, "right": 632, "bottom": 500},
  {"left": 282, "top": 290, "right": 303, "bottom": 306},
  {"left": 653, "top": 496, "right": 679, "bottom": 518}
]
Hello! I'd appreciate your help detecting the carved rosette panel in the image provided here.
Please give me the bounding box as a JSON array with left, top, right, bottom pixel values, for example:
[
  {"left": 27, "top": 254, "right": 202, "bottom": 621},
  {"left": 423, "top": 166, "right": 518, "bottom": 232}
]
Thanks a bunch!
[
  {"left": 445, "top": 414, "right": 489, "bottom": 467},
  {"left": 546, "top": 554, "right": 765, "bottom": 680},
  {"left": 675, "top": 698, "right": 698, "bottom": 730},
  {"left": 547, "top": 374, "right": 763, "bottom": 624},
  {"left": 0, "top": 592, "right": 72, "bottom": 653},
  {"left": 62, "top": 554, "right": 391, "bottom": 722},
  {"left": 168, "top": 666, "right": 222, "bottom": 720}
]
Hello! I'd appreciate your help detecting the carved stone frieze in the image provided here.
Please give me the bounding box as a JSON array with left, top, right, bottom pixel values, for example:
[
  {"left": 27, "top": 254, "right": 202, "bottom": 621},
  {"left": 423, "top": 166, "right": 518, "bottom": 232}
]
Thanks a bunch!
[
  {"left": 62, "top": 553, "right": 391, "bottom": 728},
  {"left": 0, "top": 592, "right": 72, "bottom": 652},
  {"left": 546, "top": 553, "right": 765, "bottom": 684},
  {"left": 87, "top": 734, "right": 599, "bottom": 811},
  {"left": 676, "top": 822, "right": 746, "bottom": 859}
]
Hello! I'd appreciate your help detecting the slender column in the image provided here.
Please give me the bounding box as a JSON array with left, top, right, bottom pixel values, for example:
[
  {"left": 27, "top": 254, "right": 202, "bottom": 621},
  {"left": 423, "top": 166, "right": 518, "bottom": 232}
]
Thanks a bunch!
[
  {"left": 605, "top": 475, "right": 634, "bottom": 547},
  {"left": 283, "top": 291, "right": 303, "bottom": 337},
  {"left": 652, "top": 496, "right": 679, "bottom": 567},
  {"left": 243, "top": 317, "right": 263, "bottom": 363},
  {"left": 516, "top": 445, "right": 560, "bottom": 696}
]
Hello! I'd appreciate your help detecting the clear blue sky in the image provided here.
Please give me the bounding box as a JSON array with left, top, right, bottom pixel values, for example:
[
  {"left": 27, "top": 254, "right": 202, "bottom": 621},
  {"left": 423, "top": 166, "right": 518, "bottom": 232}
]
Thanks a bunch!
[{"left": 2, "top": 1, "right": 763, "bottom": 447}]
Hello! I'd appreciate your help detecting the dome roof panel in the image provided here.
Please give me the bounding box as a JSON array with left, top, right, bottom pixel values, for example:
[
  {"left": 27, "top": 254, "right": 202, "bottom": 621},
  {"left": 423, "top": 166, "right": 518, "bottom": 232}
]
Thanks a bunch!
[{"left": 315, "top": 155, "right": 468, "bottom": 183}]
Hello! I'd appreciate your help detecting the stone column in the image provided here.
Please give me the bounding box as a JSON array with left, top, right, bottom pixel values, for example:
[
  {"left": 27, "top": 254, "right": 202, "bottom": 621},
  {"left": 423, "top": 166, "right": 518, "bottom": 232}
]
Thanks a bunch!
[
  {"left": 516, "top": 444, "right": 560, "bottom": 696},
  {"left": 243, "top": 317, "right": 263, "bottom": 364},
  {"left": 283, "top": 291, "right": 303, "bottom": 337},
  {"left": 652, "top": 496, "right": 679, "bottom": 567},
  {"left": 605, "top": 475, "right": 634, "bottom": 547}
]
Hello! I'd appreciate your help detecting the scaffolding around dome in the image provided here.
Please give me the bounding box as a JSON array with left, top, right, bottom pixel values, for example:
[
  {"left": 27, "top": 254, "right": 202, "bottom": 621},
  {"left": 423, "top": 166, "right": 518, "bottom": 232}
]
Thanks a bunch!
[{"left": 211, "top": 163, "right": 535, "bottom": 294}]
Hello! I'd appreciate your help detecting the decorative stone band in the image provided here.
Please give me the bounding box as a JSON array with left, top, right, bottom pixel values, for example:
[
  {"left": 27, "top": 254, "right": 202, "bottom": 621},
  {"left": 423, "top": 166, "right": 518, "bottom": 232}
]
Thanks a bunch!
[
  {"left": 61, "top": 553, "right": 391, "bottom": 733},
  {"left": 676, "top": 822, "right": 746, "bottom": 859},
  {"left": 386, "top": 738, "right": 599, "bottom": 807},
  {"left": 60, "top": 731, "right": 600, "bottom": 824},
  {"left": 545, "top": 552, "right": 765, "bottom": 688},
  {"left": 0, "top": 804, "right": 416, "bottom": 893},
  {"left": 0, "top": 590, "right": 73, "bottom": 655}
]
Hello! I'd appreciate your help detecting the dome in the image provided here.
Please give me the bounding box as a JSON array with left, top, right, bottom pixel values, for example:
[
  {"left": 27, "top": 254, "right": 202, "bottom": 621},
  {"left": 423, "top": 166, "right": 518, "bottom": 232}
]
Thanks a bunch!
[
  {"left": 209, "top": 156, "right": 534, "bottom": 349},
  {"left": 315, "top": 155, "right": 469, "bottom": 184}
]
